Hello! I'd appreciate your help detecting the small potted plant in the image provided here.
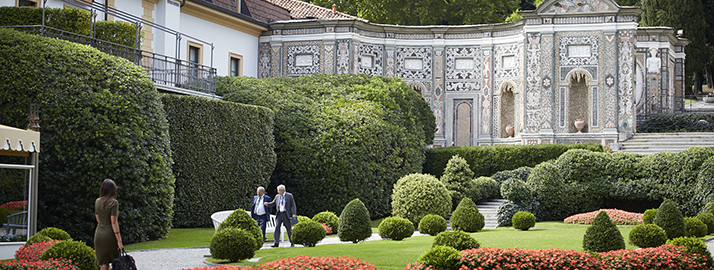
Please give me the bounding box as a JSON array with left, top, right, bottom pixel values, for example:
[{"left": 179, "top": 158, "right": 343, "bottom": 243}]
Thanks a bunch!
[{"left": 704, "top": 93, "right": 714, "bottom": 103}]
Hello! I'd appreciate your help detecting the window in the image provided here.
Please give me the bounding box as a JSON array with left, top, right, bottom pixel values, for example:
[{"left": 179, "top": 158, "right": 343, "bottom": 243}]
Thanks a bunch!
[
  {"left": 18, "top": 0, "right": 39, "bottom": 7},
  {"left": 229, "top": 53, "right": 243, "bottom": 77},
  {"left": 187, "top": 41, "right": 203, "bottom": 79}
]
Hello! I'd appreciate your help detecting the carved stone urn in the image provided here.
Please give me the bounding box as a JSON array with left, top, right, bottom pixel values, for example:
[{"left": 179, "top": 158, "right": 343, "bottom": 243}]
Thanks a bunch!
[
  {"left": 574, "top": 119, "right": 586, "bottom": 133},
  {"left": 505, "top": 125, "right": 515, "bottom": 138}
]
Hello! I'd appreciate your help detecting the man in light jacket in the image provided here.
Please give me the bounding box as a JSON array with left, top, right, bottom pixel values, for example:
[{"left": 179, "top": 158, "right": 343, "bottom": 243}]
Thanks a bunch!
[{"left": 264, "top": 184, "right": 296, "bottom": 247}]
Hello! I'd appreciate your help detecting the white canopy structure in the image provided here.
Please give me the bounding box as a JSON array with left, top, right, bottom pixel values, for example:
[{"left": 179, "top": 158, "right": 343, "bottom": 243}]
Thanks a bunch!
[{"left": 0, "top": 124, "right": 40, "bottom": 237}]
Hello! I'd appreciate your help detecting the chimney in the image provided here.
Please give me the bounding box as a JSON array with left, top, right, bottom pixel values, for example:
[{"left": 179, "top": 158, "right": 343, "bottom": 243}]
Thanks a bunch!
[{"left": 332, "top": 4, "right": 336, "bottom": 14}]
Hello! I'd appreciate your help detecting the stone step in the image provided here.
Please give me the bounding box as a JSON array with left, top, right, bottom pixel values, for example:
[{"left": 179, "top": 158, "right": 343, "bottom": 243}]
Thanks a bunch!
[
  {"left": 619, "top": 132, "right": 714, "bottom": 154},
  {"left": 475, "top": 199, "right": 506, "bottom": 229}
]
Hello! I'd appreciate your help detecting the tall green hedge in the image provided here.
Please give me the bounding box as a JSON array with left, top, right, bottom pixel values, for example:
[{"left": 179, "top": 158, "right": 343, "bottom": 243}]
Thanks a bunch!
[
  {"left": 218, "top": 74, "right": 436, "bottom": 218},
  {"left": 0, "top": 6, "right": 90, "bottom": 35},
  {"left": 423, "top": 142, "right": 604, "bottom": 178},
  {"left": 161, "top": 94, "right": 275, "bottom": 227},
  {"left": 0, "top": 28, "right": 175, "bottom": 244}
]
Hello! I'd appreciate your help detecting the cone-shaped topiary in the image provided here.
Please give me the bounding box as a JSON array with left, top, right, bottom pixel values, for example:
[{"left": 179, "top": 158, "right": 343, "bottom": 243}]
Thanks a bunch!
[
  {"left": 684, "top": 217, "right": 708, "bottom": 237},
  {"left": 217, "top": 209, "right": 263, "bottom": 251},
  {"left": 40, "top": 240, "right": 97, "bottom": 270},
  {"left": 418, "top": 214, "right": 447, "bottom": 236},
  {"left": 378, "top": 216, "right": 414, "bottom": 241},
  {"left": 419, "top": 245, "right": 460, "bottom": 270},
  {"left": 440, "top": 155, "right": 474, "bottom": 209},
  {"left": 292, "top": 220, "right": 326, "bottom": 247},
  {"left": 628, "top": 223, "right": 667, "bottom": 248},
  {"left": 433, "top": 230, "right": 480, "bottom": 251},
  {"left": 654, "top": 200, "right": 687, "bottom": 239},
  {"left": 392, "top": 173, "right": 451, "bottom": 226},
  {"left": 643, "top": 208, "right": 657, "bottom": 224},
  {"left": 450, "top": 198, "right": 484, "bottom": 232},
  {"left": 209, "top": 227, "right": 256, "bottom": 262},
  {"left": 696, "top": 213, "right": 714, "bottom": 235},
  {"left": 582, "top": 211, "right": 625, "bottom": 252},
  {"left": 338, "top": 198, "right": 372, "bottom": 243},
  {"left": 512, "top": 211, "right": 536, "bottom": 230},
  {"left": 312, "top": 211, "right": 339, "bottom": 234}
]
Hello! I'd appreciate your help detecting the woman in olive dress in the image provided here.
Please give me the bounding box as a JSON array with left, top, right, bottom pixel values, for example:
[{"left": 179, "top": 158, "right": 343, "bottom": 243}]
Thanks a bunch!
[{"left": 94, "top": 179, "right": 123, "bottom": 270}]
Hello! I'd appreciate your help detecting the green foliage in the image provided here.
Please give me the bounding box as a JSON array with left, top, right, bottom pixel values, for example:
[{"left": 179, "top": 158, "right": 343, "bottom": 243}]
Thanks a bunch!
[
  {"left": 338, "top": 198, "right": 372, "bottom": 243},
  {"left": 297, "top": 215, "right": 311, "bottom": 224},
  {"left": 440, "top": 155, "right": 474, "bottom": 209},
  {"left": 209, "top": 227, "right": 256, "bottom": 262},
  {"left": 450, "top": 198, "right": 484, "bottom": 232},
  {"left": 637, "top": 114, "right": 714, "bottom": 132},
  {"left": 500, "top": 178, "right": 531, "bottom": 206},
  {"left": 512, "top": 211, "right": 536, "bottom": 230},
  {"left": 666, "top": 237, "right": 713, "bottom": 264},
  {"left": 418, "top": 214, "right": 447, "bottom": 236},
  {"left": 695, "top": 213, "right": 714, "bottom": 234},
  {"left": 684, "top": 217, "right": 708, "bottom": 237},
  {"left": 419, "top": 245, "right": 460, "bottom": 270},
  {"left": 219, "top": 74, "right": 434, "bottom": 219},
  {"left": 582, "top": 211, "right": 625, "bottom": 252},
  {"left": 694, "top": 157, "right": 714, "bottom": 213},
  {"left": 470, "top": 177, "right": 499, "bottom": 202},
  {"left": 0, "top": 29, "right": 174, "bottom": 244},
  {"left": 0, "top": 6, "right": 90, "bottom": 35},
  {"left": 424, "top": 143, "right": 603, "bottom": 179},
  {"left": 0, "top": 208, "right": 9, "bottom": 226},
  {"left": 628, "top": 224, "right": 668, "bottom": 248},
  {"left": 432, "top": 230, "right": 480, "bottom": 251},
  {"left": 216, "top": 210, "right": 262, "bottom": 251},
  {"left": 292, "top": 220, "right": 326, "bottom": 247},
  {"left": 37, "top": 227, "right": 71, "bottom": 241},
  {"left": 312, "top": 211, "right": 339, "bottom": 234},
  {"left": 40, "top": 240, "right": 96, "bottom": 270},
  {"left": 654, "top": 200, "right": 687, "bottom": 239},
  {"left": 392, "top": 173, "right": 451, "bottom": 226},
  {"left": 491, "top": 166, "right": 532, "bottom": 185},
  {"left": 643, "top": 209, "right": 658, "bottom": 224},
  {"left": 162, "top": 95, "right": 275, "bottom": 228},
  {"left": 94, "top": 21, "right": 142, "bottom": 48},
  {"left": 497, "top": 200, "right": 528, "bottom": 227},
  {"left": 25, "top": 234, "right": 52, "bottom": 246},
  {"left": 378, "top": 216, "right": 414, "bottom": 241}
]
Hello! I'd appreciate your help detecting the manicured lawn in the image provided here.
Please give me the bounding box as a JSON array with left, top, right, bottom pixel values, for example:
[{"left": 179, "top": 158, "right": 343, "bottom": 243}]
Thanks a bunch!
[{"left": 124, "top": 228, "right": 216, "bottom": 251}]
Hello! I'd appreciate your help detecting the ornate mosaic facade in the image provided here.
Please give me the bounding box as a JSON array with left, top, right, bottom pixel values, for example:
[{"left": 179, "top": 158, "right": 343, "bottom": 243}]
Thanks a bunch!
[{"left": 258, "top": 0, "right": 688, "bottom": 147}]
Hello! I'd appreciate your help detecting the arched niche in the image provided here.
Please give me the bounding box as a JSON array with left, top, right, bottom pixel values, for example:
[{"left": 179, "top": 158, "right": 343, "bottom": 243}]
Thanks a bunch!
[
  {"left": 565, "top": 69, "right": 592, "bottom": 133},
  {"left": 499, "top": 82, "right": 516, "bottom": 138},
  {"left": 453, "top": 100, "right": 473, "bottom": 146}
]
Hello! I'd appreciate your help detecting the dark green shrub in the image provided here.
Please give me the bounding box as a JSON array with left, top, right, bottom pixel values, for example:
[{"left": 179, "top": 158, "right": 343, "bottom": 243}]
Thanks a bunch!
[
  {"left": 216, "top": 209, "right": 263, "bottom": 251},
  {"left": 582, "top": 211, "right": 625, "bottom": 252},
  {"left": 500, "top": 178, "right": 531, "bottom": 206},
  {"left": 643, "top": 209, "right": 658, "bottom": 224},
  {"left": 440, "top": 155, "right": 474, "bottom": 208},
  {"left": 470, "top": 176, "right": 499, "bottom": 202},
  {"left": 94, "top": 21, "right": 142, "bottom": 48},
  {"left": 162, "top": 95, "right": 275, "bottom": 228},
  {"left": 450, "top": 198, "right": 484, "bottom": 232},
  {"left": 378, "top": 216, "right": 414, "bottom": 240},
  {"left": 666, "top": 237, "right": 713, "bottom": 264},
  {"left": 392, "top": 173, "right": 451, "bottom": 226},
  {"left": 512, "top": 211, "right": 536, "bottom": 230},
  {"left": 209, "top": 227, "right": 256, "bottom": 262},
  {"left": 292, "top": 220, "right": 326, "bottom": 247},
  {"left": 684, "top": 217, "right": 708, "bottom": 237},
  {"left": 37, "top": 227, "right": 71, "bottom": 241},
  {"left": 338, "top": 198, "right": 372, "bottom": 243},
  {"left": 312, "top": 211, "right": 339, "bottom": 234},
  {"left": 654, "top": 200, "right": 687, "bottom": 239},
  {"left": 220, "top": 74, "right": 435, "bottom": 219},
  {"left": 0, "top": 6, "right": 91, "bottom": 35},
  {"left": 419, "top": 245, "right": 460, "bottom": 270},
  {"left": 0, "top": 208, "right": 9, "bottom": 227},
  {"left": 25, "top": 234, "right": 52, "bottom": 245},
  {"left": 491, "top": 166, "right": 532, "bottom": 185},
  {"left": 497, "top": 200, "right": 528, "bottom": 227},
  {"left": 40, "top": 240, "right": 96, "bottom": 270},
  {"left": 695, "top": 213, "right": 714, "bottom": 234},
  {"left": 432, "top": 230, "right": 480, "bottom": 251},
  {"left": 0, "top": 29, "right": 174, "bottom": 244},
  {"left": 418, "top": 214, "right": 447, "bottom": 236},
  {"left": 638, "top": 113, "right": 714, "bottom": 132},
  {"left": 628, "top": 224, "right": 667, "bottom": 248},
  {"left": 526, "top": 162, "right": 573, "bottom": 220}
]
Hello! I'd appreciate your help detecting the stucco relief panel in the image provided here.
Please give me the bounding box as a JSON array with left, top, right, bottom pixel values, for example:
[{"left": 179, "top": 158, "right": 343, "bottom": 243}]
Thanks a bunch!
[
  {"left": 526, "top": 33, "right": 541, "bottom": 133},
  {"left": 258, "top": 42, "right": 271, "bottom": 78},
  {"left": 285, "top": 41, "right": 322, "bottom": 77},
  {"left": 396, "top": 46, "right": 433, "bottom": 80},
  {"left": 603, "top": 33, "right": 617, "bottom": 129},
  {"left": 445, "top": 46, "right": 482, "bottom": 92},
  {"left": 544, "top": 0, "right": 616, "bottom": 13},
  {"left": 540, "top": 35, "right": 554, "bottom": 130},
  {"left": 618, "top": 30, "right": 635, "bottom": 131},
  {"left": 358, "top": 43, "right": 384, "bottom": 76},
  {"left": 336, "top": 39, "right": 350, "bottom": 74}
]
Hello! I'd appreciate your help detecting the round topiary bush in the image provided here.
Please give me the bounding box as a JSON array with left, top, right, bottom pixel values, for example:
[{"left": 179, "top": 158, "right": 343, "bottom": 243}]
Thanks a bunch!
[
  {"left": 312, "top": 211, "right": 339, "bottom": 234},
  {"left": 418, "top": 214, "right": 447, "bottom": 236},
  {"left": 292, "top": 220, "right": 326, "bottom": 247},
  {"left": 40, "top": 240, "right": 97, "bottom": 270},
  {"left": 392, "top": 173, "right": 451, "bottom": 226},
  {"left": 209, "top": 227, "right": 256, "bottom": 262},
  {"left": 338, "top": 198, "right": 372, "bottom": 243},
  {"left": 470, "top": 176, "right": 500, "bottom": 202},
  {"left": 450, "top": 198, "right": 484, "bottom": 232},
  {"left": 500, "top": 178, "right": 531, "bottom": 206},
  {"left": 432, "top": 230, "right": 480, "bottom": 251},
  {"left": 37, "top": 227, "right": 72, "bottom": 241},
  {"left": 297, "top": 215, "right": 311, "bottom": 224},
  {"left": 582, "top": 211, "right": 625, "bottom": 252},
  {"left": 25, "top": 234, "right": 52, "bottom": 245},
  {"left": 654, "top": 200, "right": 687, "bottom": 239},
  {"left": 216, "top": 209, "right": 263, "bottom": 251},
  {"left": 440, "top": 155, "right": 475, "bottom": 209},
  {"left": 643, "top": 209, "right": 658, "bottom": 224},
  {"left": 628, "top": 224, "right": 668, "bottom": 248},
  {"left": 666, "top": 236, "right": 713, "bottom": 263},
  {"left": 512, "top": 211, "right": 536, "bottom": 230},
  {"left": 696, "top": 212, "right": 714, "bottom": 235},
  {"left": 378, "top": 216, "right": 414, "bottom": 241},
  {"left": 684, "top": 217, "right": 708, "bottom": 237},
  {"left": 419, "top": 245, "right": 460, "bottom": 270}
]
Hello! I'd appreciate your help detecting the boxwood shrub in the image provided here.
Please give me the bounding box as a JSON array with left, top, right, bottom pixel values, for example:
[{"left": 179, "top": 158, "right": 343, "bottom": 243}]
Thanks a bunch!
[
  {"left": 628, "top": 223, "right": 667, "bottom": 248},
  {"left": 312, "top": 211, "right": 339, "bottom": 234},
  {"left": 216, "top": 209, "right": 263, "bottom": 251},
  {"left": 440, "top": 155, "right": 474, "bottom": 209},
  {"left": 470, "top": 176, "right": 499, "bottom": 202},
  {"left": 338, "top": 198, "right": 372, "bottom": 243},
  {"left": 0, "top": 28, "right": 174, "bottom": 244},
  {"left": 450, "top": 198, "right": 484, "bottom": 232},
  {"left": 292, "top": 220, "right": 326, "bottom": 247},
  {"left": 40, "top": 240, "right": 96, "bottom": 270},
  {"left": 419, "top": 245, "right": 460, "bottom": 270},
  {"left": 36, "top": 227, "right": 71, "bottom": 241},
  {"left": 162, "top": 94, "right": 275, "bottom": 228},
  {"left": 695, "top": 213, "right": 714, "bottom": 234},
  {"left": 655, "top": 200, "right": 687, "bottom": 239},
  {"left": 684, "top": 217, "right": 708, "bottom": 237},
  {"left": 500, "top": 178, "right": 531, "bottom": 206},
  {"left": 210, "top": 227, "right": 256, "bottom": 262},
  {"left": 219, "top": 74, "right": 435, "bottom": 219},
  {"left": 378, "top": 216, "right": 414, "bottom": 241},
  {"left": 512, "top": 211, "right": 536, "bottom": 230},
  {"left": 432, "top": 230, "right": 480, "bottom": 251},
  {"left": 582, "top": 211, "right": 625, "bottom": 252},
  {"left": 666, "top": 237, "right": 713, "bottom": 264},
  {"left": 643, "top": 209, "right": 658, "bottom": 224},
  {"left": 418, "top": 214, "right": 447, "bottom": 236},
  {"left": 392, "top": 174, "right": 451, "bottom": 226},
  {"left": 0, "top": 6, "right": 90, "bottom": 35}
]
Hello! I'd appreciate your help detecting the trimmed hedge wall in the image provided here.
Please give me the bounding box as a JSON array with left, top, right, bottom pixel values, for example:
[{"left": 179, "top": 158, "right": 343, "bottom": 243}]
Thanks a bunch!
[
  {"left": 218, "top": 74, "right": 435, "bottom": 218},
  {"left": 0, "top": 28, "right": 175, "bottom": 244},
  {"left": 638, "top": 113, "right": 714, "bottom": 132},
  {"left": 0, "top": 6, "right": 90, "bottom": 35},
  {"left": 161, "top": 95, "right": 275, "bottom": 227},
  {"left": 423, "top": 142, "right": 604, "bottom": 178}
]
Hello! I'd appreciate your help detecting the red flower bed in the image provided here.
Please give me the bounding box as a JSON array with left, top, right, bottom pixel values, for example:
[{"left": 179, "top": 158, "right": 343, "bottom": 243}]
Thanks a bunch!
[
  {"left": 601, "top": 245, "right": 710, "bottom": 270},
  {"left": 457, "top": 247, "right": 606, "bottom": 270},
  {"left": 15, "top": 240, "right": 60, "bottom": 261},
  {"left": 0, "top": 258, "right": 77, "bottom": 270},
  {"left": 319, "top": 223, "right": 333, "bottom": 234},
  {"left": 182, "top": 267, "right": 250, "bottom": 270},
  {"left": 564, "top": 209, "right": 643, "bottom": 225},
  {"left": 182, "top": 256, "right": 376, "bottom": 270},
  {"left": 0, "top": 201, "right": 28, "bottom": 211}
]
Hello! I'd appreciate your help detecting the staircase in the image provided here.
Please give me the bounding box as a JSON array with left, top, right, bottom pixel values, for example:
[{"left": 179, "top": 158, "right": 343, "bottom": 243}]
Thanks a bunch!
[
  {"left": 618, "top": 132, "right": 714, "bottom": 154},
  {"left": 477, "top": 199, "right": 506, "bottom": 229}
]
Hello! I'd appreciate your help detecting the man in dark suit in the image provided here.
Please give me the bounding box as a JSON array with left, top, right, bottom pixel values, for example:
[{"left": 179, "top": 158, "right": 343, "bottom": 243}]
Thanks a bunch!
[
  {"left": 250, "top": 186, "right": 271, "bottom": 242},
  {"left": 264, "top": 184, "right": 297, "bottom": 247}
]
